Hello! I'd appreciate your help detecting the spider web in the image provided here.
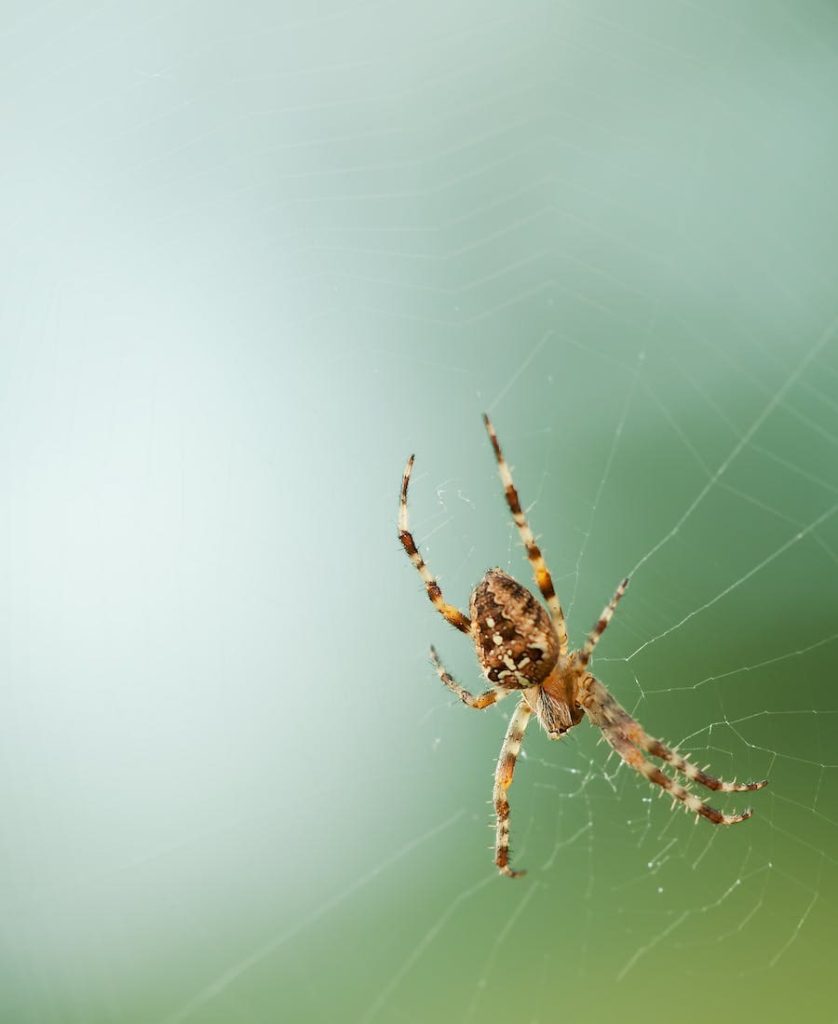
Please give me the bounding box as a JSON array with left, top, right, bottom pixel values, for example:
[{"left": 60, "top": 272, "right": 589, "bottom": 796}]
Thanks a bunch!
[{"left": 2, "top": 2, "right": 838, "bottom": 1023}]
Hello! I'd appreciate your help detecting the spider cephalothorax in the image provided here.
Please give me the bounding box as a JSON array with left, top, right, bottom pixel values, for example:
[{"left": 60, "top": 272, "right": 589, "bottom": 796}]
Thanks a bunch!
[{"left": 399, "top": 414, "right": 767, "bottom": 878}]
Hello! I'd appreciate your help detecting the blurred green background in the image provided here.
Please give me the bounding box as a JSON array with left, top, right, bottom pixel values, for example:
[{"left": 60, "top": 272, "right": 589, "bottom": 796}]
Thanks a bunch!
[{"left": 2, "top": 2, "right": 838, "bottom": 1022}]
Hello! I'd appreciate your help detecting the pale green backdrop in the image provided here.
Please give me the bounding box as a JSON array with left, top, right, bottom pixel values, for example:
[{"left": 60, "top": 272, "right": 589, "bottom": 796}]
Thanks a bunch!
[{"left": 2, "top": 2, "right": 837, "bottom": 1023}]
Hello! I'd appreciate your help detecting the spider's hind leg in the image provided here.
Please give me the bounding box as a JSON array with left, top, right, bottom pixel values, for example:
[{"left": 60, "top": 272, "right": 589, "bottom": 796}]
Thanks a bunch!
[
  {"left": 482, "top": 414, "right": 569, "bottom": 653},
  {"left": 398, "top": 455, "right": 471, "bottom": 634}
]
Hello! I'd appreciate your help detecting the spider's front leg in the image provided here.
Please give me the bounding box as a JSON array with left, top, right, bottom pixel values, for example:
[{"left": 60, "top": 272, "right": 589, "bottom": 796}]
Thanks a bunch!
[
  {"left": 493, "top": 697, "right": 533, "bottom": 878},
  {"left": 583, "top": 677, "right": 765, "bottom": 824},
  {"left": 598, "top": 726, "right": 754, "bottom": 824},
  {"left": 584, "top": 676, "right": 767, "bottom": 795}
]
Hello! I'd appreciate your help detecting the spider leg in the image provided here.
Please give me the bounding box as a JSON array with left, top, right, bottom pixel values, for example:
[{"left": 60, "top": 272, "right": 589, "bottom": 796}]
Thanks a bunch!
[
  {"left": 597, "top": 724, "right": 753, "bottom": 824},
  {"left": 576, "top": 576, "right": 629, "bottom": 672},
  {"left": 482, "top": 414, "right": 568, "bottom": 653},
  {"left": 430, "top": 646, "right": 504, "bottom": 709},
  {"left": 398, "top": 455, "right": 471, "bottom": 634},
  {"left": 584, "top": 676, "right": 767, "bottom": 794},
  {"left": 493, "top": 697, "right": 533, "bottom": 877}
]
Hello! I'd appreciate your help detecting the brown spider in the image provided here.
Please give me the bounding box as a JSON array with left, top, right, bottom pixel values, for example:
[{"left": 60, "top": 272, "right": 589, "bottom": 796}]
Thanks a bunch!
[{"left": 399, "top": 414, "right": 767, "bottom": 878}]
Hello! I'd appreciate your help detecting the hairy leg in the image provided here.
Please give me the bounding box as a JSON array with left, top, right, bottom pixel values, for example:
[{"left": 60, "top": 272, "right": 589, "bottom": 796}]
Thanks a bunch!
[
  {"left": 597, "top": 724, "right": 754, "bottom": 824},
  {"left": 399, "top": 455, "right": 471, "bottom": 634},
  {"left": 430, "top": 646, "right": 503, "bottom": 709},
  {"left": 576, "top": 577, "right": 629, "bottom": 671},
  {"left": 493, "top": 698, "right": 533, "bottom": 877},
  {"left": 584, "top": 676, "right": 767, "bottom": 793},
  {"left": 483, "top": 414, "right": 568, "bottom": 653}
]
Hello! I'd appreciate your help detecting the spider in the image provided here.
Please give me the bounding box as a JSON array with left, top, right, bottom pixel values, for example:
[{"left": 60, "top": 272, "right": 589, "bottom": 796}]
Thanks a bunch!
[{"left": 398, "top": 414, "right": 767, "bottom": 878}]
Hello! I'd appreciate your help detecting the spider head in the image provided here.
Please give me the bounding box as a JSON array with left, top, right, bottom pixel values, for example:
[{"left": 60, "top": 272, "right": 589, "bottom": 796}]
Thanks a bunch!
[
  {"left": 470, "top": 568, "right": 559, "bottom": 689},
  {"left": 536, "top": 659, "right": 587, "bottom": 737}
]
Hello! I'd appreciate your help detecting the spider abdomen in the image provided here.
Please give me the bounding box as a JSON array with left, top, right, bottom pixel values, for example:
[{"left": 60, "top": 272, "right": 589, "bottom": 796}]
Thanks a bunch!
[{"left": 470, "top": 568, "right": 559, "bottom": 688}]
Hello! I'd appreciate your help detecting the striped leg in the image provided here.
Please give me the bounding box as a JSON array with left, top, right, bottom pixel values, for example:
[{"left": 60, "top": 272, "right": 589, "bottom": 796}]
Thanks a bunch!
[
  {"left": 584, "top": 677, "right": 767, "bottom": 794},
  {"left": 493, "top": 697, "right": 533, "bottom": 877},
  {"left": 430, "top": 646, "right": 502, "bottom": 709},
  {"left": 576, "top": 577, "right": 630, "bottom": 672},
  {"left": 638, "top": 734, "right": 767, "bottom": 794},
  {"left": 483, "top": 414, "right": 568, "bottom": 653},
  {"left": 596, "top": 724, "right": 754, "bottom": 825},
  {"left": 399, "top": 455, "right": 471, "bottom": 634}
]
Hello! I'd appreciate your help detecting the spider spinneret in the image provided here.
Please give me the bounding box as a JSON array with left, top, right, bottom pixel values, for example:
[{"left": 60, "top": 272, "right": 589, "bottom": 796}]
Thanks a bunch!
[{"left": 399, "top": 414, "right": 767, "bottom": 878}]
